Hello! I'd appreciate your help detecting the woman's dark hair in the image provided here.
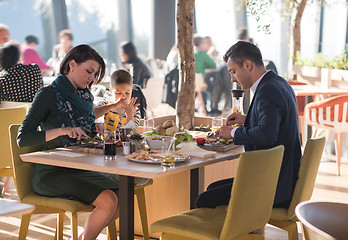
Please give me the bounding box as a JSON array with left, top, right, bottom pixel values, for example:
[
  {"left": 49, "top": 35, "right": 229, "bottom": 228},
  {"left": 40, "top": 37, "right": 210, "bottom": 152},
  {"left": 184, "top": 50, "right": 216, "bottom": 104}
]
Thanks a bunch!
[
  {"left": 119, "top": 41, "right": 137, "bottom": 63},
  {"left": 0, "top": 41, "right": 20, "bottom": 70},
  {"left": 223, "top": 41, "right": 264, "bottom": 67},
  {"left": 59, "top": 44, "right": 105, "bottom": 87}
]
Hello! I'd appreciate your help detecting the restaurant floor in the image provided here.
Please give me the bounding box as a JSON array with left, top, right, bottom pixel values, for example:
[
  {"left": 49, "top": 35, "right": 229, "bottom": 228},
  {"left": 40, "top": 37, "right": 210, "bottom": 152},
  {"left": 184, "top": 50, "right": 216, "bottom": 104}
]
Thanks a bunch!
[{"left": 0, "top": 158, "right": 347, "bottom": 240}]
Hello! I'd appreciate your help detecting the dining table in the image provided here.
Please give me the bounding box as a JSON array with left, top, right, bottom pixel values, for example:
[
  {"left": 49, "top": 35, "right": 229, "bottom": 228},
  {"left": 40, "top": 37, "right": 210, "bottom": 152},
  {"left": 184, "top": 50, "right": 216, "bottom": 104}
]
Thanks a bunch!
[
  {"left": 20, "top": 143, "right": 243, "bottom": 240},
  {"left": 291, "top": 84, "right": 348, "bottom": 141}
]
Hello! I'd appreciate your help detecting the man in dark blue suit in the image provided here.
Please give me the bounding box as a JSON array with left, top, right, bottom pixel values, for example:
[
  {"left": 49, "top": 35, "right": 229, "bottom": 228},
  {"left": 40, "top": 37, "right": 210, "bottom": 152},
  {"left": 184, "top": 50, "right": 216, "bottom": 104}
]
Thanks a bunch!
[{"left": 195, "top": 41, "right": 302, "bottom": 209}]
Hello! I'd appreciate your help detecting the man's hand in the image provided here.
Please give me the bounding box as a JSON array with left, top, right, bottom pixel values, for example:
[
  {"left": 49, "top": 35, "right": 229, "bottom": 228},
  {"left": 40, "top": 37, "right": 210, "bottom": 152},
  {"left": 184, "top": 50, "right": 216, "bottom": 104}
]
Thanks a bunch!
[
  {"left": 226, "top": 113, "right": 246, "bottom": 126},
  {"left": 215, "top": 126, "right": 233, "bottom": 139}
]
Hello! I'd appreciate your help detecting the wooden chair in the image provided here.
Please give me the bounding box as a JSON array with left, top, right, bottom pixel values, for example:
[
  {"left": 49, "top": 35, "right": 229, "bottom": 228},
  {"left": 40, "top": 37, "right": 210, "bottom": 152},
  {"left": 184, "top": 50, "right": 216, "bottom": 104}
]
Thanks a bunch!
[
  {"left": 150, "top": 145, "right": 284, "bottom": 240},
  {"left": 9, "top": 124, "right": 152, "bottom": 240},
  {"left": 296, "top": 201, "right": 348, "bottom": 240},
  {"left": 268, "top": 131, "right": 326, "bottom": 240},
  {"left": 0, "top": 105, "right": 28, "bottom": 197},
  {"left": 304, "top": 94, "right": 348, "bottom": 175}
]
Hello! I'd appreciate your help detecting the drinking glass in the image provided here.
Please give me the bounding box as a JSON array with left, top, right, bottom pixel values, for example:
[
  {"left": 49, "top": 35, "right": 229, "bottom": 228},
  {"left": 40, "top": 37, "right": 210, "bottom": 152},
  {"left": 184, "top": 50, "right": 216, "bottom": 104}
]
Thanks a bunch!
[
  {"left": 104, "top": 130, "right": 117, "bottom": 160},
  {"left": 143, "top": 118, "right": 154, "bottom": 133},
  {"left": 161, "top": 139, "right": 175, "bottom": 170},
  {"left": 212, "top": 116, "right": 223, "bottom": 132}
]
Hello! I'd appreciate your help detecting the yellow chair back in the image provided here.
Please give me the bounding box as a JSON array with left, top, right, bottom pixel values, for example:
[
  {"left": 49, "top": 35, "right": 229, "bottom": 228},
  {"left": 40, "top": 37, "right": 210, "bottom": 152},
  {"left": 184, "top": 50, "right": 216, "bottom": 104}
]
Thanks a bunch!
[
  {"left": 150, "top": 145, "right": 284, "bottom": 240},
  {"left": 286, "top": 130, "right": 326, "bottom": 219},
  {"left": 9, "top": 124, "right": 41, "bottom": 201},
  {"left": 0, "top": 106, "right": 28, "bottom": 169},
  {"left": 220, "top": 145, "right": 284, "bottom": 239}
]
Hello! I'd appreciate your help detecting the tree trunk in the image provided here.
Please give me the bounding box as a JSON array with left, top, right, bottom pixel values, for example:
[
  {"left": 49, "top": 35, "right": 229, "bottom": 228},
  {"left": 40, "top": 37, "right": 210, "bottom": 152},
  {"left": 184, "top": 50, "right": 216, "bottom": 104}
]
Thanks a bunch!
[
  {"left": 292, "top": 0, "right": 307, "bottom": 64},
  {"left": 176, "top": 0, "right": 195, "bottom": 130}
]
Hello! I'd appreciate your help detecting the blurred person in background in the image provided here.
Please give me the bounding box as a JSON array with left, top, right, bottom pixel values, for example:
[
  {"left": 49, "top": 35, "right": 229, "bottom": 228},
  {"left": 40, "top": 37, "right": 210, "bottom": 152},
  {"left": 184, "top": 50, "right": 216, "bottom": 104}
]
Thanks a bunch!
[
  {"left": 0, "top": 41, "right": 43, "bottom": 102},
  {"left": 194, "top": 35, "right": 217, "bottom": 114},
  {"left": 48, "top": 29, "right": 74, "bottom": 76},
  {"left": 0, "top": 23, "right": 10, "bottom": 44},
  {"left": 119, "top": 41, "right": 153, "bottom": 88},
  {"left": 21, "top": 35, "right": 51, "bottom": 75}
]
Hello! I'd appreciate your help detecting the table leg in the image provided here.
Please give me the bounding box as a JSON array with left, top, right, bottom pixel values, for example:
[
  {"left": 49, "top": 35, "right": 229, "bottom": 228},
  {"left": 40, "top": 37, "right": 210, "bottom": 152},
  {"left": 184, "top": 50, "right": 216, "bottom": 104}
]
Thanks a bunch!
[
  {"left": 190, "top": 168, "right": 199, "bottom": 209},
  {"left": 119, "top": 175, "right": 134, "bottom": 240}
]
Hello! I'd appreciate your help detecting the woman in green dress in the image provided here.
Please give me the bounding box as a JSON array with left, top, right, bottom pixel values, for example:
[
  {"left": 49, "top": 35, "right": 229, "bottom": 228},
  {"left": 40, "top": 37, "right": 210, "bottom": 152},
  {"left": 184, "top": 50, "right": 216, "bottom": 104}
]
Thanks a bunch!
[{"left": 17, "top": 44, "right": 119, "bottom": 240}]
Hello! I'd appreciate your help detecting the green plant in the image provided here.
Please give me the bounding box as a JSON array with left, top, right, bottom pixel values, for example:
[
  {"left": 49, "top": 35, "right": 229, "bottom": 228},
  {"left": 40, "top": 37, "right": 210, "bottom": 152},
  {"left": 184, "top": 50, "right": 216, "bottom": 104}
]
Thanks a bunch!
[{"left": 295, "top": 51, "right": 348, "bottom": 70}]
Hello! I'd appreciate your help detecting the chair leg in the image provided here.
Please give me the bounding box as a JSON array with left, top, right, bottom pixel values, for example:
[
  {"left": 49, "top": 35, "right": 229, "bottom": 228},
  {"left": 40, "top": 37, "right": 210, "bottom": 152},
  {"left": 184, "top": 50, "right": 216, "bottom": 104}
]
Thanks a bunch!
[
  {"left": 55, "top": 212, "right": 65, "bottom": 240},
  {"left": 70, "top": 212, "right": 79, "bottom": 240},
  {"left": 136, "top": 188, "right": 150, "bottom": 240},
  {"left": 269, "top": 220, "right": 299, "bottom": 240},
  {"left": 18, "top": 214, "right": 31, "bottom": 240},
  {"left": 2, "top": 177, "right": 10, "bottom": 197},
  {"left": 107, "top": 221, "right": 117, "bottom": 240},
  {"left": 335, "top": 132, "right": 342, "bottom": 176}
]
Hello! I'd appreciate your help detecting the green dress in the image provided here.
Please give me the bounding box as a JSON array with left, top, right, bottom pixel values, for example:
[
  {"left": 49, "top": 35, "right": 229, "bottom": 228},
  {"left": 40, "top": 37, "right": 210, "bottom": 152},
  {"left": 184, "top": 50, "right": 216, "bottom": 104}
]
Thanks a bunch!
[{"left": 18, "top": 81, "right": 119, "bottom": 205}]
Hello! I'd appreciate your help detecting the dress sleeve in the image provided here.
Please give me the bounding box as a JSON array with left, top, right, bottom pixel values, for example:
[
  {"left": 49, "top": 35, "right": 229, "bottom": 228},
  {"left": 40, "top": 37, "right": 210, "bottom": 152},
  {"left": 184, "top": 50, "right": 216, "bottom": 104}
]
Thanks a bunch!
[{"left": 17, "top": 87, "right": 56, "bottom": 147}]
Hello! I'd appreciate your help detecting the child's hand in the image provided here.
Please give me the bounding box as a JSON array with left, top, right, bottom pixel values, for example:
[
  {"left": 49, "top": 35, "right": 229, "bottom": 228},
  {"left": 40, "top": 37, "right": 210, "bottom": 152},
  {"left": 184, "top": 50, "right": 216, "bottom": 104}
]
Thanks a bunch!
[{"left": 124, "top": 97, "right": 140, "bottom": 117}]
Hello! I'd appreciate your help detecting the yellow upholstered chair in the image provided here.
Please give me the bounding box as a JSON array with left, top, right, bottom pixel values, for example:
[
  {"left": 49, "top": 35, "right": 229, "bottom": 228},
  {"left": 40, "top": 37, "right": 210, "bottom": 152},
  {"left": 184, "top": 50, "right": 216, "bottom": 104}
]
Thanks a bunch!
[
  {"left": 296, "top": 201, "right": 348, "bottom": 240},
  {"left": 9, "top": 124, "right": 115, "bottom": 240},
  {"left": 9, "top": 124, "right": 152, "bottom": 240},
  {"left": 268, "top": 131, "right": 326, "bottom": 240},
  {"left": 150, "top": 145, "right": 285, "bottom": 240},
  {"left": 0, "top": 105, "right": 28, "bottom": 197},
  {"left": 304, "top": 94, "right": 348, "bottom": 175}
]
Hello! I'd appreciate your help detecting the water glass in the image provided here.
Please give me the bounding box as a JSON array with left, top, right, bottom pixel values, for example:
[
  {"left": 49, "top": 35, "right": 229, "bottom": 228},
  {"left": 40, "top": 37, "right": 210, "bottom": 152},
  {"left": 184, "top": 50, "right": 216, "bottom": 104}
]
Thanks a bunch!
[
  {"left": 212, "top": 116, "right": 223, "bottom": 132},
  {"left": 104, "top": 130, "right": 117, "bottom": 160},
  {"left": 122, "top": 142, "right": 131, "bottom": 156}
]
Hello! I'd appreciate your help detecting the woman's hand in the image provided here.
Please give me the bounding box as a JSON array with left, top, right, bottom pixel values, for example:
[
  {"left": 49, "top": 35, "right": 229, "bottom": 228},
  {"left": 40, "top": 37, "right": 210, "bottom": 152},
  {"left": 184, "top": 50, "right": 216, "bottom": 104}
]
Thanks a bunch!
[
  {"left": 124, "top": 97, "right": 140, "bottom": 118},
  {"left": 226, "top": 113, "right": 246, "bottom": 126},
  {"left": 63, "top": 127, "right": 90, "bottom": 140},
  {"left": 94, "top": 122, "right": 106, "bottom": 135}
]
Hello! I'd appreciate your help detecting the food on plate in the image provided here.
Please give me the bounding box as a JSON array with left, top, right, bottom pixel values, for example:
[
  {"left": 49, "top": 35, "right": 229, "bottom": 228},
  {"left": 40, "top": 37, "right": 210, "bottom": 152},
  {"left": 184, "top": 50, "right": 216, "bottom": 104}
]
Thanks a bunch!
[
  {"left": 205, "top": 132, "right": 233, "bottom": 145},
  {"left": 165, "top": 125, "right": 178, "bottom": 136},
  {"left": 163, "top": 120, "right": 175, "bottom": 129},
  {"left": 193, "top": 124, "right": 211, "bottom": 132},
  {"left": 126, "top": 149, "right": 189, "bottom": 161},
  {"left": 155, "top": 125, "right": 166, "bottom": 136}
]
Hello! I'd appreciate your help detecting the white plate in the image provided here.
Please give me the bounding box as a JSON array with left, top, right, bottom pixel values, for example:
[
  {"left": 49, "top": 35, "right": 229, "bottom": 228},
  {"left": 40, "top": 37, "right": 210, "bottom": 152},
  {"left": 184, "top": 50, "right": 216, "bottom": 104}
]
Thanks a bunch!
[{"left": 128, "top": 157, "right": 189, "bottom": 165}]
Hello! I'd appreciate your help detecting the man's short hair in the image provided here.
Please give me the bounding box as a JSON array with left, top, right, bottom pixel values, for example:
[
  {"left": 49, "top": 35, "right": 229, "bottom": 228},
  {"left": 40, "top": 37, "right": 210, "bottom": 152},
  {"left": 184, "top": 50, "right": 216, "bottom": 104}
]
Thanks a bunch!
[
  {"left": 223, "top": 41, "right": 264, "bottom": 67},
  {"left": 110, "top": 69, "right": 133, "bottom": 89},
  {"left": 25, "top": 35, "right": 38, "bottom": 45},
  {"left": 59, "top": 29, "right": 73, "bottom": 41},
  {"left": 193, "top": 35, "right": 203, "bottom": 47}
]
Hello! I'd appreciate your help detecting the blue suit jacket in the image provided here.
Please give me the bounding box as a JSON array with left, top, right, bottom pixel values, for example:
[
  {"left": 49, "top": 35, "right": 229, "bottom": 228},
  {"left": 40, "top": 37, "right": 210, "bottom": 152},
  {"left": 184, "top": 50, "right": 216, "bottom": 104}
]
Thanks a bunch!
[{"left": 234, "top": 71, "right": 302, "bottom": 207}]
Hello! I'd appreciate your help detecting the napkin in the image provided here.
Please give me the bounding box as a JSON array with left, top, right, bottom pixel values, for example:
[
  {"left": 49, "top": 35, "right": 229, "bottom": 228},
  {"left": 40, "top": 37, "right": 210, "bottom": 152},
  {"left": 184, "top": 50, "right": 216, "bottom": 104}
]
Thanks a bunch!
[
  {"left": 50, "top": 151, "right": 86, "bottom": 158},
  {"left": 177, "top": 142, "right": 216, "bottom": 159},
  {"left": 121, "top": 120, "right": 135, "bottom": 129}
]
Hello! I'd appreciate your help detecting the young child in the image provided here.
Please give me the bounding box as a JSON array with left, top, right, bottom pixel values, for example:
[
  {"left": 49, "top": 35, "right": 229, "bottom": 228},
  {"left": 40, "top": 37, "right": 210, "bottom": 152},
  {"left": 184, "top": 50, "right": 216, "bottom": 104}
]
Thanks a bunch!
[{"left": 98, "top": 69, "right": 141, "bottom": 134}]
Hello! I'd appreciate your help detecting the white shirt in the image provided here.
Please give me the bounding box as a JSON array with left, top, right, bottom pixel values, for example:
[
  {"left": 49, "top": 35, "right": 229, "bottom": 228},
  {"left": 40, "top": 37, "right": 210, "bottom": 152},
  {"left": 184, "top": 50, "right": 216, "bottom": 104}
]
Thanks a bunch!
[{"left": 230, "top": 71, "right": 269, "bottom": 137}]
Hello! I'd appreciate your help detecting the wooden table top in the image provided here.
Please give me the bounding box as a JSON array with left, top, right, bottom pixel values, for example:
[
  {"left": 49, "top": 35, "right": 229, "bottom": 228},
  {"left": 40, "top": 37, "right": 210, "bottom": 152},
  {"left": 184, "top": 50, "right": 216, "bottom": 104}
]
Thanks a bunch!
[
  {"left": 20, "top": 145, "right": 243, "bottom": 179},
  {"left": 0, "top": 199, "right": 34, "bottom": 217}
]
